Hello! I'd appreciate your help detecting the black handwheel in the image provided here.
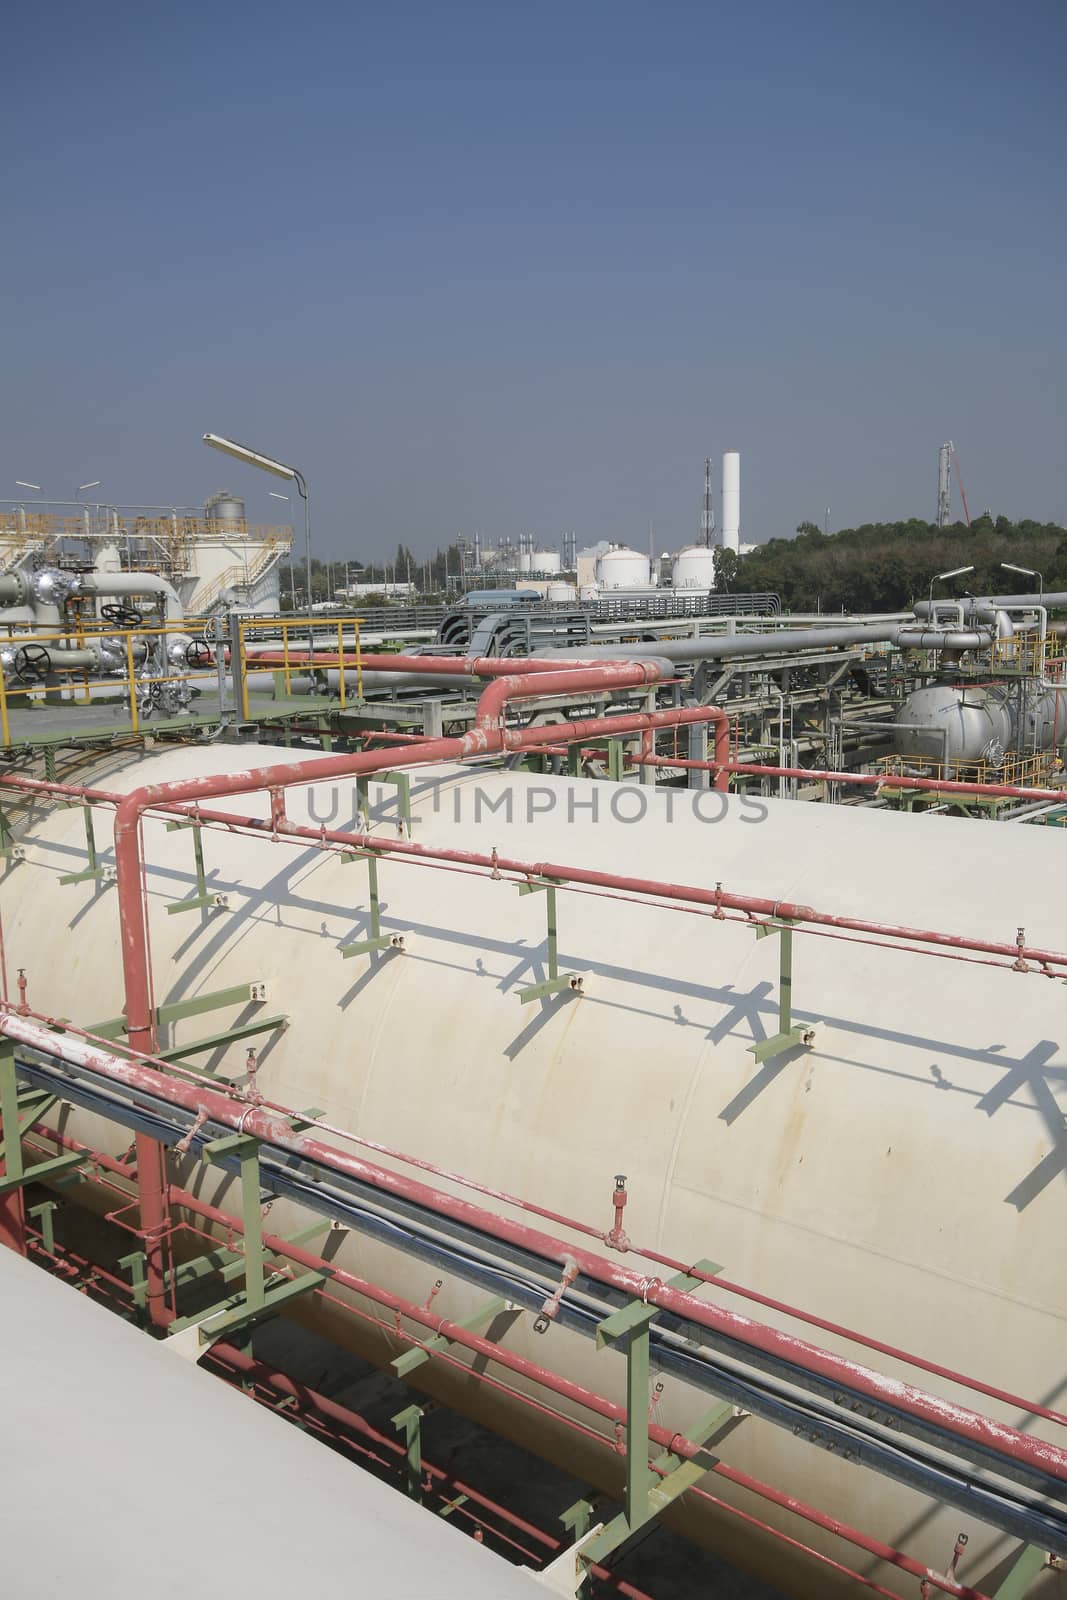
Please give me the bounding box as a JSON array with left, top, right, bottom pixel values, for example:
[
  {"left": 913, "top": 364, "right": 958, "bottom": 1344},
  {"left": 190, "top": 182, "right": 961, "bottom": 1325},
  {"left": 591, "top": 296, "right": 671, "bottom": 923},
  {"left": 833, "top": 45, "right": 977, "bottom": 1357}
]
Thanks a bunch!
[
  {"left": 11, "top": 644, "right": 52, "bottom": 684},
  {"left": 184, "top": 640, "right": 214, "bottom": 669},
  {"left": 100, "top": 602, "right": 143, "bottom": 627}
]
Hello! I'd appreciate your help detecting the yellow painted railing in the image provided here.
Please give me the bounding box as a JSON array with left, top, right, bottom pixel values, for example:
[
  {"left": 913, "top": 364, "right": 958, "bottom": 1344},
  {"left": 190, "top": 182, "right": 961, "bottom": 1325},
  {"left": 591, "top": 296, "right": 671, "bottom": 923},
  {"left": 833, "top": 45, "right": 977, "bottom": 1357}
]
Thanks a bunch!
[{"left": 237, "top": 616, "right": 364, "bottom": 721}]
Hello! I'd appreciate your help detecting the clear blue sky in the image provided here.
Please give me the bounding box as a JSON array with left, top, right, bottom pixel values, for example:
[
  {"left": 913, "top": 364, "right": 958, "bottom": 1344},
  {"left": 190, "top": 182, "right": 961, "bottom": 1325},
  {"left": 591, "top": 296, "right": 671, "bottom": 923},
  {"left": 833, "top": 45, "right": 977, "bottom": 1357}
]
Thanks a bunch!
[{"left": 3, "top": 1, "right": 1064, "bottom": 558}]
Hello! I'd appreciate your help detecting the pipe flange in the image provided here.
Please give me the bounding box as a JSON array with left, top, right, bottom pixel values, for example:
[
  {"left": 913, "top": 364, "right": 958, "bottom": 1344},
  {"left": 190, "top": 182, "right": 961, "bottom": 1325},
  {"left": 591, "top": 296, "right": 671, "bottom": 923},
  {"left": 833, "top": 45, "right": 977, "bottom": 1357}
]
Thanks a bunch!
[{"left": 29, "top": 567, "right": 75, "bottom": 607}]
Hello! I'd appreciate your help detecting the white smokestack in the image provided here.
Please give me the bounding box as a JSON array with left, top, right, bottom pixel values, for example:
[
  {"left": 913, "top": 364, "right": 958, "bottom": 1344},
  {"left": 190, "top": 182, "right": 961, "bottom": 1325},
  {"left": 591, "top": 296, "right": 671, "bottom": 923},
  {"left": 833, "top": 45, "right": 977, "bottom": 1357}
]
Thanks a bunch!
[{"left": 721, "top": 450, "right": 740, "bottom": 554}]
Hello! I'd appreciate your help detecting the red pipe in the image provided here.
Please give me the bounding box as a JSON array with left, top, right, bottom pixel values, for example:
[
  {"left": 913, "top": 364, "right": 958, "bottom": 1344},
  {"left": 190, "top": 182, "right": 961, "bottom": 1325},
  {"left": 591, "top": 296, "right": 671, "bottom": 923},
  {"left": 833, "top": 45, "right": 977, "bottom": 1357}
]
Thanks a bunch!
[
  {"left": 5, "top": 1014, "right": 1064, "bottom": 1497},
  {"left": 632, "top": 755, "right": 1067, "bottom": 805}
]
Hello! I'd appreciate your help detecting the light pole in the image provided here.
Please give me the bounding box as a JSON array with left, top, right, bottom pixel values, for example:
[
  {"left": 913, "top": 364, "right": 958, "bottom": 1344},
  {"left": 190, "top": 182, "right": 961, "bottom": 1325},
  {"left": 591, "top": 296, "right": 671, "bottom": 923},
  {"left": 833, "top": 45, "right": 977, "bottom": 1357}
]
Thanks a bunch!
[
  {"left": 15, "top": 481, "right": 43, "bottom": 496},
  {"left": 203, "top": 434, "right": 312, "bottom": 628},
  {"left": 269, "top": 491, "right": 297, "bottom": 610},
  {"left": 75, "top": 480, "right": 101, "bottom": 502},
  {"left": 929, "top": 564, "right": 974, "bottom": 616},
  {"left": 1001, "top": 561, "right": 1043, "bottom": 601}
]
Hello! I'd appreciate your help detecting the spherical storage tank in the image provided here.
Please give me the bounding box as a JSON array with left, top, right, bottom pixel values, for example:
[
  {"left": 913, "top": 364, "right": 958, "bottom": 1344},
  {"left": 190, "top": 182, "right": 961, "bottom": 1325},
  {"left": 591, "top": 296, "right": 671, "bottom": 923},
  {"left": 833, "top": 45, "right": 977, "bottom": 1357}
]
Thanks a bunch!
[
  {"left": 671, "top": 544, "right": 716, "bottom": 590},
  {"left": 595, "top": 545, "right": 650, "bottom": 588},
  {"left": 7, "top": 744, "right": 1067, "bottom": 1599}
]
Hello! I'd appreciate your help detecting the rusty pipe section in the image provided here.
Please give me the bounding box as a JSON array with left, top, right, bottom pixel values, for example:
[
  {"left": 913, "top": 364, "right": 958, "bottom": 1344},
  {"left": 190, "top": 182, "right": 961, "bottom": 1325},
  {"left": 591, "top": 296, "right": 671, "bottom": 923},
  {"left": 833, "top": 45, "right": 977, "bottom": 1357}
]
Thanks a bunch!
[{"left": 4, "top": 1009, "right": 1067, "bottom": 1498}]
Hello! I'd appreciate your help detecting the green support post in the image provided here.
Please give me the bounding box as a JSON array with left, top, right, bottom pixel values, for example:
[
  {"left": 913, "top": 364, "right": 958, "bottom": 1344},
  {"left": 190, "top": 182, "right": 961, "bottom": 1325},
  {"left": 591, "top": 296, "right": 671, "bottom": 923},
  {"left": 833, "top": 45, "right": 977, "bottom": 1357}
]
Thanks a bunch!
[
  {"left": 59, "top": 806, "right": 111, "bottom": 886},
  {"left": 560, "top": 1500, "right": 596, "bottom": 1541},
  {"left": 391, "top": 1404, "right": 425, "bottom": 1502},
  {"left": 993, "top": 1546, "right": 1049, "bottom": 1598},
  {"left": 27, "top": 1198, "right": 59, "bottom": 1255},
  {"left": 578, "top": 1260, "right": 725, "bottom": 1577},
  {"left": 165, "top": 823, "right": 226, "bottom": 915},
  {"left": 748, "top": 919, "right": 815, "bottom": 1064},
  {"left": 118, "top": 1249, "right": 148, "bottom": 1311},
  {"left": 202, "top": 1132, "right": 265, "bottom": 1311},
  {"left": 356, "top": 772, "right": 412, "bottom": 833},
  {"left": 517, "top": 879, "right": 583, "bottom": 1004},
  {"left": 340, "top": 850, "right": 407, "bottom": 958},
  {"left": 0, "top": 1042, "right": 85, "bottom": 1196}
]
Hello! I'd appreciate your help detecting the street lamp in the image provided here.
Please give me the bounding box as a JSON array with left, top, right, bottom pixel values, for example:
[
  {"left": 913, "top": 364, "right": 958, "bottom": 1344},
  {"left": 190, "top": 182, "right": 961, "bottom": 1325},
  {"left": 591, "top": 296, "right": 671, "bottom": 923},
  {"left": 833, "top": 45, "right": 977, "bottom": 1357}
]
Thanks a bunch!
[
  {"left": 1001, "top": 561, "right": 1043, "bottom": 600},
  {"left": 15, "top": 481, "right": 42, "bottom": 495},
  {"left": 929, "top": 564, "right": 974, "bottom": 613},
  {"left": 75, "top": 480, "right": 101, "bottom": 502},
  {"left": 203, "top": 433, "right": 312, "bottom": 625},
  {"left": 269, "top": 492, "right": 297, "bottom": 609}
]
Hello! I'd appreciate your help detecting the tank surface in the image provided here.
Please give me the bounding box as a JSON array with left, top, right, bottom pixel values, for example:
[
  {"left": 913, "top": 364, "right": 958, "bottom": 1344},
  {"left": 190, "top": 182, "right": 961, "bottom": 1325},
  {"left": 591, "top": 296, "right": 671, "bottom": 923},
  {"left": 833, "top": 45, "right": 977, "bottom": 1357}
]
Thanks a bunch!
[
  {"left": 6, "top": 746, "right": 1067, "bottom": 1598},
  {"left": 596, "top": 547, "right": 651, "bottom": 587}
]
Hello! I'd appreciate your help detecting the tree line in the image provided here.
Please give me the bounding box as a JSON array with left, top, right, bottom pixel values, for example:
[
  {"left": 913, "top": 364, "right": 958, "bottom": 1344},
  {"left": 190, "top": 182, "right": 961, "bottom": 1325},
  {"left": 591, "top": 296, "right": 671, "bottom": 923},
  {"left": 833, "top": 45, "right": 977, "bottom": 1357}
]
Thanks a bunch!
[{"left": 715, "top": 517, "right": 1067, "bottom": 611}]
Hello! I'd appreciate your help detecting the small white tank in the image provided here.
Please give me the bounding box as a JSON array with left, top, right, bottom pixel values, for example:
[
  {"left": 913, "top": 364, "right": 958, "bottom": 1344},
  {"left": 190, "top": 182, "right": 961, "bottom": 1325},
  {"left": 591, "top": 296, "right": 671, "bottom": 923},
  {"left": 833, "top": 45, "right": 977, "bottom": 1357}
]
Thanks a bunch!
[
  {"left": 672, "top": 545, "right": 716, "bottom": 590},
  {"left": 530, "top": 550, "right": 561, "bottom": 574},
  {"left": 596, "top": 546, "right": 650, "bottom": 589},
  {"left": 517, "top": 551, "right": 533, "bottom": 574},
  {"left": 546, "top": 582, "right": 577, "bottom": 604}
]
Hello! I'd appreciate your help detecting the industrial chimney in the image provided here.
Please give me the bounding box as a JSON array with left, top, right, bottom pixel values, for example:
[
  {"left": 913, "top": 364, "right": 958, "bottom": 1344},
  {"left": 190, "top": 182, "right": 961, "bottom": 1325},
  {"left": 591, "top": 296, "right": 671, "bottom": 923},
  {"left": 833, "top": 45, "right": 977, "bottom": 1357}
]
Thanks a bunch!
[{"left": 721, "top": 450, "right": 740, "bottom": 555}]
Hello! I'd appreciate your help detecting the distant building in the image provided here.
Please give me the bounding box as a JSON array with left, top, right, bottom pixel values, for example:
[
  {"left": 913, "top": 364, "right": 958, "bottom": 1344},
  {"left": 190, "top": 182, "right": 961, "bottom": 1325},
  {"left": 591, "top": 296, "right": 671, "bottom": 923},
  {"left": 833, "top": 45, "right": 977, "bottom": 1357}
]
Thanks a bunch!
[{"left": 340, "top": 581, "right": 417, "bottom": 599}]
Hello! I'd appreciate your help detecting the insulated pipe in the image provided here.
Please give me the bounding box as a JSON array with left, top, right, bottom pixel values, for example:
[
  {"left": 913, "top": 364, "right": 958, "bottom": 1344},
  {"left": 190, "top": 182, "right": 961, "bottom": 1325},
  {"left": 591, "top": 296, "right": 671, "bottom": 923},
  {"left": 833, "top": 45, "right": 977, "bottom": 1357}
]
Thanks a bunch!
[
  {"left": 4, "top": 1011, "right": 1066, "bottom": 1499},
  {"left": 530, "top": 624, "right": 994, "bottom": 665},
  {"left": 78, "top": 570, "right": 185, "bottom": 621}
]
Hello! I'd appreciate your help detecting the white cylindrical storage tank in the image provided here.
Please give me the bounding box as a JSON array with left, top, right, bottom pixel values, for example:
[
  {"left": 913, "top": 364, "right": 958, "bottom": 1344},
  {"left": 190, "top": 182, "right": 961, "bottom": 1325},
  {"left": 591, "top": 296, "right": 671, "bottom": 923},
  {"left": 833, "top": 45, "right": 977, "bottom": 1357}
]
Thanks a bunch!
[
  {"left": 517, "top": 551, "right": 533, "bottom": 574},
  {"left": 671, "top": 544, "right": 717, "bottom": 590},
  {"left": 6, "top": 747, "right": 1066, "bottom": 1599},
  {"left": 595, "top": 546, "right": 651, "bottom": 588},
  {"left": 579, "top": 583, "right": 600, "bottom": 601},
  {"left": 530, "top": 549, "right": 561, "bottom": 575},
  {"left": 722, "top": 450, "right": 740, "bottom": 555},
  {"left": 546, "top": 582, "right": 577, "bottom": 603}
]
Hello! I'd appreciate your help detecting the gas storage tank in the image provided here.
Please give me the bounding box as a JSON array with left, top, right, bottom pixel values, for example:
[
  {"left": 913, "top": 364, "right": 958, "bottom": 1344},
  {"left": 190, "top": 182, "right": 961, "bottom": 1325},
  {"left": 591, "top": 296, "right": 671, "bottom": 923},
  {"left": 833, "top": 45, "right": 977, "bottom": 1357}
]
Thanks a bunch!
[
  {"left": 530, "top": 549, "right": 561, "bottom": 574},
  {"left": 204, "top": 491, "right": 246, "bottom": 525},
  {"left": 892, "top": 683, "right": 1067, "bottom": 764},
  {"left": 671, "top": 544, "right": 716, "bottom": 590},
  {"left": 5, "top": 746, "right": 1066, "bottom": 1599},
  {"left": 596, "top": 545, "right": 650, "bottom": 588}
]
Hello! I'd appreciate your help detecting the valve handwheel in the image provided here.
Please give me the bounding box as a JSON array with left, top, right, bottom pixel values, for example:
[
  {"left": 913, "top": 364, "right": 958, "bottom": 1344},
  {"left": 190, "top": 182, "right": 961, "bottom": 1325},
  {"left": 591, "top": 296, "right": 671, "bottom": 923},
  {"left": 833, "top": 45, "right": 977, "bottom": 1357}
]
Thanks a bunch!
[
  {"left": 184, "top": 640, "right": 214, "bottom": 668},
  {"left": 99, "top": 602, "right": 143, "bottom": 627},
  {"left": 11, "top": 644, "right": 53, "bottom": 684}
]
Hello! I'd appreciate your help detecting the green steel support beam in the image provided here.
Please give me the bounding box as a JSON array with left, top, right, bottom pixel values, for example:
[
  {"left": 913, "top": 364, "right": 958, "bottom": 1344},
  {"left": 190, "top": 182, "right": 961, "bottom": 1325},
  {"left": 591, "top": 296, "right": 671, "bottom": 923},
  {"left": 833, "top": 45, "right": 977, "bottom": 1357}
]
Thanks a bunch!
[
  {"left": 580, "top": 1261, "right": 724, "bottom": 1576},
  {"left": 517, "top": 880, "right": 582, "bottom": 1004},
  {"left": 88, "top": 981, "right": 268, "bottom": 1044},
  {"left": 156, "top": 1014, "right": 288, "bottom": 1061},
  {"left": 27, "top": 1198, "right": 59, "bottom": 1255},
  {"left": 560, "top": 1500, "right": 596, "bottom": 1541},
  {"left": 357, "top": 771, "right": 412, "bottom": 831},
  {"left": 59, "top": 806, "right": 110, "bottom": 886},
  {"left": 0, "top": 1041, "right": 85, "bottom": 1193},
  {"left": 391, "top": 1404, "right": 425, "bottom": 1503},
  {"left": 165, "top": 823, "right": 220, "bottom": 914},
  {"left": 203, "top": 1132, "right": 266, "bottom": 1310},
  {"left": 118, "top": 1250, "right": 148, "bottom": 1310},
  {"left": 993, "top": 1546, "right": 1049, "bottom": 1598},
  {"left": 341, "top": 850, "right": 406, "bottom": 957},
  {"left": 391, "top": 1295, "right": 508, "bottom": 1378},
  {"left": 168, "top": 1269, "right": 326, "bottom": 1341},
  {"left": 0, "top": 1089, "right": 57, "bottom": 1165},
  {"left": 607, "top": 739, "right": 625, "bottom": 782},
  {"left": 748, "top": 919, "right": 813, "bottom": 1064}
]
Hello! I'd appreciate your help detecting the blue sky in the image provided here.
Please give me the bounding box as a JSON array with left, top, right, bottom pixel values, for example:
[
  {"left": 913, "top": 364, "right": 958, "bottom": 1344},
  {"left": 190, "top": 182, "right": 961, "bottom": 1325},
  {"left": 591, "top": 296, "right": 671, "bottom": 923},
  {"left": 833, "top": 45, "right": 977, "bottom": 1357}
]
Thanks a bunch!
[{"left": 2, "top": 1, "right": 1064, "bottom": 557}]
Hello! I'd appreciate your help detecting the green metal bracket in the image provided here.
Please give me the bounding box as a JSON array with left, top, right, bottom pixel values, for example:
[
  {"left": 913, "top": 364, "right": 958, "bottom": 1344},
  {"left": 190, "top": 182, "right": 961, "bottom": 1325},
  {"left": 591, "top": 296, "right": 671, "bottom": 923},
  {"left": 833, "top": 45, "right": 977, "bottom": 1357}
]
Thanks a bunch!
[
  {"left": 391, "top": 1403, "right": 425, "bottom": 1502},
  {"left": 993, "top": 1546, "right": 1049, "bottom": 1598},
  {"left": 357, "top": 772, "right": 412, "bottom": 833},
  {"left": 517, "top": 879, "right": 583, "bottom": 1004},
  {"left": 0, "top": 806, "right": 23, "bottom": 861},
  {"left": 580, "top": 1261, "right": 725, "bottom": 1575},
  {"left": 202, "top": 1131, "right": 268, "bottom": 1312},
  {"left": 748, "top": 919, "right": 815, "bottom": 1064},
  {"left": 340, "top": 850, "right": 406, "bottom": 958},
  {"left": 27, "top": 1198, "right": 59, "bottom": 1255},
  {"left": 156, "top": 1013, "right": 288, "bottom": 1064},
  {"left": 89, "top": 980, "right": 269, "bottom": 1044},
  {"left": 59, "top": 805, "right": 113, "bottom": 886},
  {"left": 165, "top": 824, "right": 228, "bottom": 915},
  {"left": 118, "top": 1249, "right": 148, "bottom": 1310},
  {"left": 560, "top": 1499, "right": 596, "bottom": 1540},
  {"left": 0, "top": 1088, "right": 57, "bottom": 1165},
  {"left": 391, "top": 1295, "right": 509, "bottom": 1379},
  {"left": 0, "top": 1042, "right": 85, "bottom": 1194}
]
